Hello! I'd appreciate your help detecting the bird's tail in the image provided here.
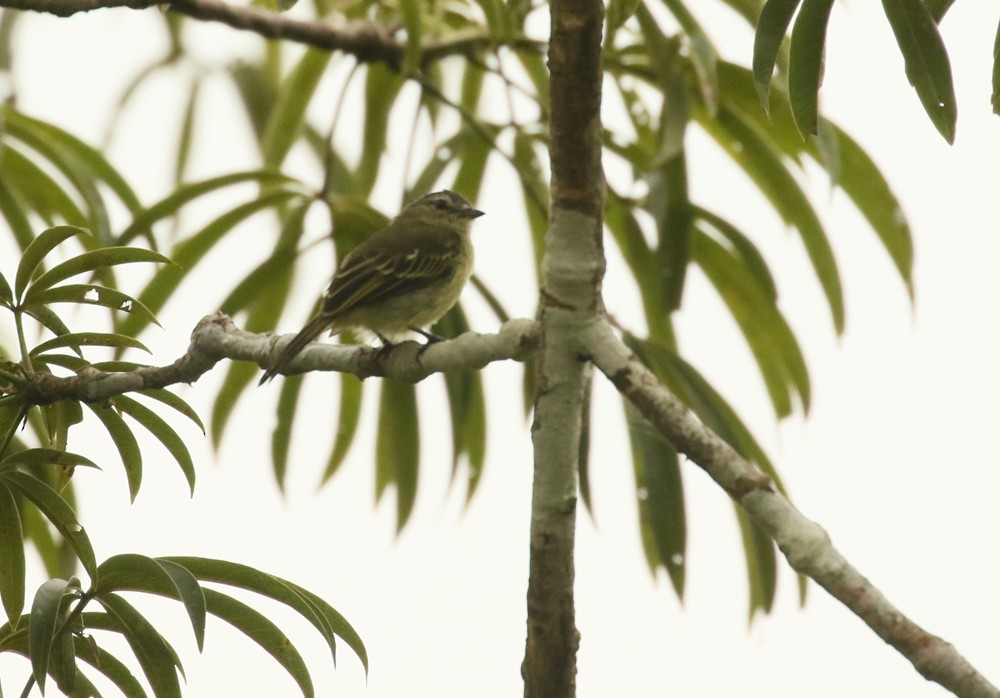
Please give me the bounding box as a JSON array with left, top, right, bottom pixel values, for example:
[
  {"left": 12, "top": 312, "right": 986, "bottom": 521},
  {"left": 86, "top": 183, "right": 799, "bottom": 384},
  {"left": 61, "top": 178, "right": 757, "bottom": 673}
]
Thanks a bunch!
[{"left": 258, "top": 314, "right": 336, "bottom": 385}]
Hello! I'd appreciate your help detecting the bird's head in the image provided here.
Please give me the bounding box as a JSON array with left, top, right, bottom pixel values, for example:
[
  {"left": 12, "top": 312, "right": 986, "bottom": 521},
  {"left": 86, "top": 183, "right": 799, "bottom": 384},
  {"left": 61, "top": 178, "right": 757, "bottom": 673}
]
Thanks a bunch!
[{"left": 397, "top": 191, "right": 485, "bottom": 230}]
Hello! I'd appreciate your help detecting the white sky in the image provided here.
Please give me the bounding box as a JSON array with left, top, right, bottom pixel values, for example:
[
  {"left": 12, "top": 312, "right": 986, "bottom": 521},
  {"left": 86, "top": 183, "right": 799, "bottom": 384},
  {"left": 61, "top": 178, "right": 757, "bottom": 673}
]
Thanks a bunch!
[{"left": 2, "top": 2, "right": 1000, "bottom": 697}]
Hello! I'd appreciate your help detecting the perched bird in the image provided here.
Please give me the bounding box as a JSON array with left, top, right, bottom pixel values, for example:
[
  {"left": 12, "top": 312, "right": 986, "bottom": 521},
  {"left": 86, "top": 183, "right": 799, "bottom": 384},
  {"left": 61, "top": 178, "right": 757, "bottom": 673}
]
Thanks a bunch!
[{"left": 259, "top": 190, "right": 484, "bottom": 384}]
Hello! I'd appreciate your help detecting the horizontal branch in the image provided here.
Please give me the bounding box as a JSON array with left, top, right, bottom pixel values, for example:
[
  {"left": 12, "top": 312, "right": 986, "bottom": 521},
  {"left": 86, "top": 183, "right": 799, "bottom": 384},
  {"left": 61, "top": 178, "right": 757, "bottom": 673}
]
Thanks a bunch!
[
  {"left": 0, "top": 0, "right": 544, "bottom": 67},
  {"left": 15, "top": 312, "right": 538, "bottom": 405},
  {"left": 579, "top": 318, "right": 998, "bottom": 698}
]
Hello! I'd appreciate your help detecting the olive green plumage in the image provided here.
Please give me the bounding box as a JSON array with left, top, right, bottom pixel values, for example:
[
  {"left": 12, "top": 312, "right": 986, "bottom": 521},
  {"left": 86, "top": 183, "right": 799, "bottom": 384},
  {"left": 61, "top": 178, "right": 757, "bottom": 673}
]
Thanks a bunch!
[{"left": 259, "top": 191, "right": 484, "bottom": 384}]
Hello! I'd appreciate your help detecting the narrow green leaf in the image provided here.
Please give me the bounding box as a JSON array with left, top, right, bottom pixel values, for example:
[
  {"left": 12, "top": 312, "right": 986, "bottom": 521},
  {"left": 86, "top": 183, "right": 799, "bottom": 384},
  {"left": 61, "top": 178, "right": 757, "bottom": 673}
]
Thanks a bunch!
[
  {"left": 993, "top": 19, "right": 1000, "bottom": 115},
  {"left": 203, "top": 589, "right": 314, "bottom": 698},
  {"left": 218, "top": 238, "right": 298, "bottom": 317},
  {"left": 74, "top": 634, "right": 149, "bottom": 698},
  {"left": 14, "top": 225, "right": 88, "bottom": 302},
  {"left": 355, "top": 64, "right": 405, "bottom": 194},
  {"left": 376, "top": 380, "right": 419, "bottom": 530},
  {"left": 272, "top": 375, "right": 303, "bottom": 491},
  {"left": 399, "top": 0, "right": 422, "bottom": 73},
  {"left": 630, "top": 406, "right": 686, "bottom": 597},
  {"left": 174, "top": 78, "right": 201, "bottom": 186},
  {"left": 211, "top": 238, "right": 296, "bottom": 446},
  {"left": 436, "top": 306, "right": 487, "bottom": 498},
  {"left": 118, "top": 190, "right": 305, "bottom": 342},
  {"left": 648, "top": 152, "right": 693, "bottom": 311},
  {"left": 97, "top": 554, "right": 207, "bottom": 653},
  {"left": 138, "top": 389, "right": 205, "bottom": 434},
  {"left": 662, "top": 0, "right": 719, "bottom": 112},
  {"left": 23, "top": 304, "right": 74, "bottom": 340},
  {"left": 0, "top": 269, "right": 12, "bottom": 307},
  {"left": 86, "top": 403, "right": 143, "bottom": 501},
  {"left": 0, "top": 148, "right": 89, "bottom": 229},
  {"left": 753, "top": 0, "right": 801, "bottom": 113},
  {"left": 0, "top": 483, "right": 25, "bottom": 627},
  {"left": 788, "top": 0, "right": 835, "bottom": 136},
  {"left": 30, "top": 332, "right": 149, "bottom": 358},
  {"left": 692, "top": 229, "right": 810, "bottom": 416},
  {"left": 26, "top": 284, "right": 161, "bottom": 327},
  {"left": 0, "top": 470, "right": 97, "bottom": 580},
  {"left": 322, "top": 374, "right": 364, "bottom": 484},
  {"left": 159, "top": 556, "right": 367, "bottom": 671},
  {"left": 29, "top": 577, "right": 77, "bottom": 693},
  {"left": 736, "top": 507, "right": 778, "bottom": 618},
  {"left": 810, "top": 125, "right": 913, "bottom": 296},
  {"left": 281, "top": 579, "right": 368, "bottom": 674},
  {"left": 5, "top": 108, "right": 142, "bottom": 214},
  {"left": 118, "top": 171, "right": 301, "bottom": 245},
  {"left": 639, "top": 338, "right": 790, "bottom": 493},
  {"left": 694, "top": 207, "right": 778, "bottom": 301},
  {"left": 705, "top": 105, "right": 844, "bottom": 333},
  {"left": 114, "top": 396, "right": 196, "bottom": 496},
  {"left": 0, "top": 172, "right": 37, "bottom": 252},
  {"left": 262, "top": 49, "right": 331, "bottom": 168},
  {"left": 2, "top": 110, "right": 113, "bottom": 244},
  {"left": 1, "top": 448, "right": 98, "bottom": 471},
  {"left": 97, "top": 592, "right": 183, "bottom": 698},
  {"left": 881, "top": 0, "right": 957, "bottom": 143},
  {"left": 26, "top": 247, "right": 171, "bottom": 299}
]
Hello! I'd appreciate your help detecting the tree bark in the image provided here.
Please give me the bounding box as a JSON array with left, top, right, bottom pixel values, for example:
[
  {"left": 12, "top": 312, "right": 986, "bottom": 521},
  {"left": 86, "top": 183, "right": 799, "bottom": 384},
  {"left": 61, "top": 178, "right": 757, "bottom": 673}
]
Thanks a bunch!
[{"left": 522, "top": 0, "right": 605, "bottom": 695}]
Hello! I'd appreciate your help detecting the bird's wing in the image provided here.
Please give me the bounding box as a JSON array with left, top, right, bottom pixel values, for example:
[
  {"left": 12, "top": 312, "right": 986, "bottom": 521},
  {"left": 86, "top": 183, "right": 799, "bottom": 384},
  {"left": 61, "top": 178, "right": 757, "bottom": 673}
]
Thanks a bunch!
[{"left": 322, "top": 232, "right": 462, "bottom": 316}]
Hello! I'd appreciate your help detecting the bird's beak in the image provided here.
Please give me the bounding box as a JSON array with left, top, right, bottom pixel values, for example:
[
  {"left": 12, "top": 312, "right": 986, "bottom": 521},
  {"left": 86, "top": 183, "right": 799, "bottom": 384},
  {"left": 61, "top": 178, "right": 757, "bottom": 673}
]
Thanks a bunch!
[{"left": 464, "top": 208, "right": 485, "bottom": 219}]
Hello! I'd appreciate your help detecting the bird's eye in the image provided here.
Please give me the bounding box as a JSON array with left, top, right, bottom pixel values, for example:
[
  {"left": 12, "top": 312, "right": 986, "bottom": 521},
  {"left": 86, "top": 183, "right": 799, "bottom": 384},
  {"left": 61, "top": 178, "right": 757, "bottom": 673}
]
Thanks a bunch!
[{"left": 432, "top": 199, "right": 448, "bottom": 210}]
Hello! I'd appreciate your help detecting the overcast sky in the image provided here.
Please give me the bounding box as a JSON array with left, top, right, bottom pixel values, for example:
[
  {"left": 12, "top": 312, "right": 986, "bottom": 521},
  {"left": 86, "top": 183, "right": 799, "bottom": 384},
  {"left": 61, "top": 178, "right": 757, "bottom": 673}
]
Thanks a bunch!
[{"left": 2, "top": 2, "right": 1000, "bottom": 697}]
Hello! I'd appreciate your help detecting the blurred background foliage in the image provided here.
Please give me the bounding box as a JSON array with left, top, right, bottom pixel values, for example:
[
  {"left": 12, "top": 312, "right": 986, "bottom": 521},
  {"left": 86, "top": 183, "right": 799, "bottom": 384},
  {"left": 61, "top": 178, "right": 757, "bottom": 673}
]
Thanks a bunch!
[{"left": 4, "top": 0, "right": 976, "bottom": 640}]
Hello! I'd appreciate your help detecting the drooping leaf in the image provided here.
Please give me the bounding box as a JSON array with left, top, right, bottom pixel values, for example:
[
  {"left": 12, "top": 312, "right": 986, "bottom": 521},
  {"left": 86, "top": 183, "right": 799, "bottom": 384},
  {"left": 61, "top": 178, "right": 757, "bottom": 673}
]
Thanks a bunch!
[
  {"left": 322, "top": 373, "right": 364, "bottom": 484},
  {"left": 752, "top": 0, "right": 801, "bottom": 113},
  {"left": 262, "top": 48, "right": 332, "bottom": 168},
  {"left": 97, "top": 554, "right": 207, "bottom": 652},
  {"left": 993, "top": 19, "right": 1000, "bottom": 115},
  {"left": 29, "top": 577, "right": 79, "bottom": 694},
  {"left": 160, "top": 556, "right": 367, "bottom": 672},
  {"left": 137, "top": 389, "right": 205, "bottom": 433},
  {"left": 272, "top": 374, "right": 303, "bottom": 491},
  {"left": 376, "top": 379, "right": 420, "bottom": 530},
  {"left": 97, "top": 592, "right": 183, "bottom": 698},
  {"left": 435, "top": 305, "right": 487, "bottom": 498},
  {"left": 788, "top": 0, "right": 835, "bottom": 136},
  {"left": 692, "top": 228, "right": 810, "bottom": 416},
  {"left": 86, "top": 403, "right": 143, "bottom": 502},
  {"left": 703, "top": 105, "right": 843, "bottom": 333},
  {"left": 114, "top": 396, "right": 197, "bottom": 496},
  {"left": 809, "top": 125, "right": 914, "bottom": 296},
  {"left": 0, "top": 470, "right": 97, "bottom": 580},
  {"left": 0, "top": 483, "right": 25, "bottom": 627},
  {"left": 355, "top": 64, "right": 406, "bottom": 194},
  {"left": 203, "top": 588, "right": 314, "bottom": 698},
  {"left": 736, "top": 507, "right": 778, "bottom": 619},
  {"left": 74, "top": 633, "right": 150, "bottom": 698},
  {"left": 881, "top": 0, "right": 957, "bottom": 143}
]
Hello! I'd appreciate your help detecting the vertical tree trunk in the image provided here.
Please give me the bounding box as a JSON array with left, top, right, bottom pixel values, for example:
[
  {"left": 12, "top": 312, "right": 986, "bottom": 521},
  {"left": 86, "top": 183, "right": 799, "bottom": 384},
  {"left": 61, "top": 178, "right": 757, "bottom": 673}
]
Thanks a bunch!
[{"left": 522, "top": 0, "right": 605, "bottom": 695}]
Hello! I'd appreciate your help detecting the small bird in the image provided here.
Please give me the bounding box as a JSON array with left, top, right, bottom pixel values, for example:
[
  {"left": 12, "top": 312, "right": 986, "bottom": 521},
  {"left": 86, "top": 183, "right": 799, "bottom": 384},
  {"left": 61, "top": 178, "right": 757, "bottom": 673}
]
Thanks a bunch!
[{"left": 259, "top": 190, "right": 484, "bottom": 384}]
